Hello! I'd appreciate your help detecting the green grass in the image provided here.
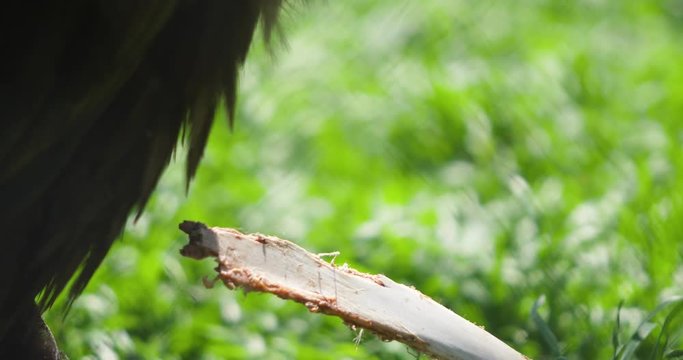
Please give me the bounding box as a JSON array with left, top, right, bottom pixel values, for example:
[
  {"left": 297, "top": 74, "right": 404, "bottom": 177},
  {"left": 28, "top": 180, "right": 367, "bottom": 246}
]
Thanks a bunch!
[{"left": 47, "top": 0, "right": 683, "bottom": 358}]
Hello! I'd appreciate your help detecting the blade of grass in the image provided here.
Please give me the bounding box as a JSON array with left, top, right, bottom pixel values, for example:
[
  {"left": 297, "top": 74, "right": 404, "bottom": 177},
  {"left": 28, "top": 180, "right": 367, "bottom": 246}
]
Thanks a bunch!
[
  {"left": 531, "top": 295, "right": 564, "bottom": 358},
  {"left": 618, "top": 296, "right": 683, "bottom": 360}
]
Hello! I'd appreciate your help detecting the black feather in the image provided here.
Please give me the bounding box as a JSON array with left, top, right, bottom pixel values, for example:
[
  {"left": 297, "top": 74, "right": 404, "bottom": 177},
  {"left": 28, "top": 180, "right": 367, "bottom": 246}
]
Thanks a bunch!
[{"left": 0, "top": 0, "right": 284, "bottom": 355}]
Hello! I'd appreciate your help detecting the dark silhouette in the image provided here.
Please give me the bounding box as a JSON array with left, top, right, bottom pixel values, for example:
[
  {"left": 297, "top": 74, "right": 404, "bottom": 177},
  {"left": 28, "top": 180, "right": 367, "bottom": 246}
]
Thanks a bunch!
[{"left": 0, "top": 1, "right": 283, "bottom": 358}]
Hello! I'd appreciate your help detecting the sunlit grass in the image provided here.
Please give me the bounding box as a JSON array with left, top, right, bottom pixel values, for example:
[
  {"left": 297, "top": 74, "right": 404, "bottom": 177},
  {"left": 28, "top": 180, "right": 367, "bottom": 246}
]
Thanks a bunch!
[{"left": 47, "top": 0, "right": 683, "bottom": 358}]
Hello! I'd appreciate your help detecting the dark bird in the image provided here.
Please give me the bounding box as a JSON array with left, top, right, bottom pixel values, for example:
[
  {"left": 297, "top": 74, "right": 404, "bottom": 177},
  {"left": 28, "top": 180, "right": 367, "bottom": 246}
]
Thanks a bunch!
[{"left": 0, "top": 1, "right": 284, "bottom": 358}]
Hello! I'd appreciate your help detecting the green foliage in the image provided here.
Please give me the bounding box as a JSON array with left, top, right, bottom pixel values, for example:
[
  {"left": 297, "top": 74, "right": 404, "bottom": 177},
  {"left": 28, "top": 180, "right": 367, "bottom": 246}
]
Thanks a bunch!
[{"left": 47, "top": 0, "right": 683, "bottom": 358}]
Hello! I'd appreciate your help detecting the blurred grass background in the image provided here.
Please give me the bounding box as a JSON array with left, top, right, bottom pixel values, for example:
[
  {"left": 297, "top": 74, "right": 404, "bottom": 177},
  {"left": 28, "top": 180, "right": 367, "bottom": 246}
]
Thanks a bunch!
[{"left": 46, "top": 0, "right": 683, "bottom": 358}]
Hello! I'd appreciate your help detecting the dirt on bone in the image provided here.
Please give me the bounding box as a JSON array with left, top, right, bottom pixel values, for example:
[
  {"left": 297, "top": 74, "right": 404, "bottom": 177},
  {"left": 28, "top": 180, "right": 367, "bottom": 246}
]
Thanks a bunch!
[{"left": 179, "top": 243, "right": 215, "bottom": 260}]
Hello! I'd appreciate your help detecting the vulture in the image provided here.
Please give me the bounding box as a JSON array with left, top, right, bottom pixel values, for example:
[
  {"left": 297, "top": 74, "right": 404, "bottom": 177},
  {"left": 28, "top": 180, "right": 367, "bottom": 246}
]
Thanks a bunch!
[{"left": 0, "top": 1, "right": 284, "bottom": 358}]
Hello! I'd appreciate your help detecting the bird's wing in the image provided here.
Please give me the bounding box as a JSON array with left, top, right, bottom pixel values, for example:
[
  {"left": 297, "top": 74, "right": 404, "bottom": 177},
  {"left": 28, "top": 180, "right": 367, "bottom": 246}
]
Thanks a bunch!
[{"left": 0, "top": 1, "right": 283, "bottom": 337}]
